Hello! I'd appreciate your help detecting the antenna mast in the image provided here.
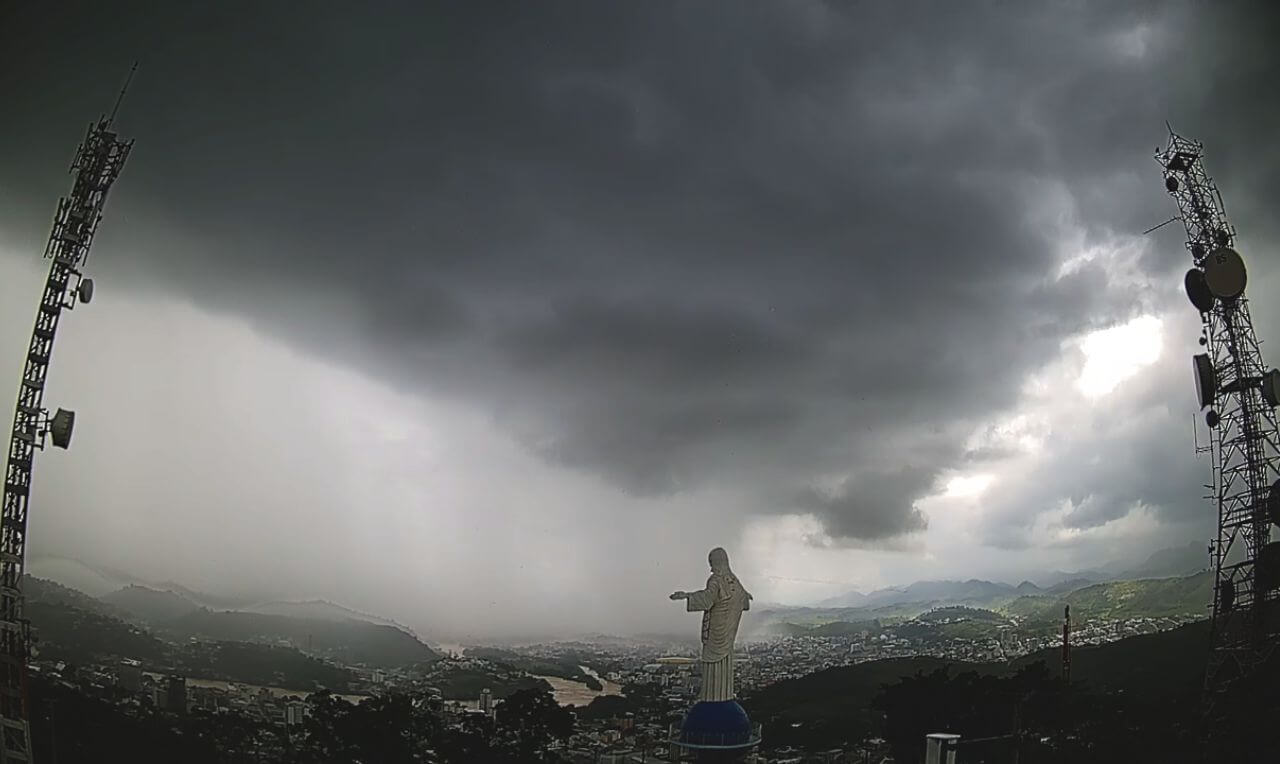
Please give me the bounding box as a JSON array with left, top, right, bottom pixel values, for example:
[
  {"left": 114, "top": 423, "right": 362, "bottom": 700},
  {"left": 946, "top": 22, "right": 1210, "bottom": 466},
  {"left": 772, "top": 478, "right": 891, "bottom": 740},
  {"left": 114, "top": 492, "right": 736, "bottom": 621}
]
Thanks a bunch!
[
  {"left": 1156, "top": 129, "right": 1280, "bottom": 716},
  {"left": 0, "top": 87, "right": 134, "bottom": 763},
  {"left": 1061, "top": 605, "right": 1071, "bottom": 685}
]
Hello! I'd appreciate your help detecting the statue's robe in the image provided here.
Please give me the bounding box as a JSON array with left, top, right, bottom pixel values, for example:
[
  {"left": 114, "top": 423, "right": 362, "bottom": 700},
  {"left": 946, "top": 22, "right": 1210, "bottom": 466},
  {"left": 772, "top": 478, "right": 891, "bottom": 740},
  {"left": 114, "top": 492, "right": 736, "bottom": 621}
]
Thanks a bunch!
[{"left": 685, "top": 571, "right": 751, "bottom": 701}]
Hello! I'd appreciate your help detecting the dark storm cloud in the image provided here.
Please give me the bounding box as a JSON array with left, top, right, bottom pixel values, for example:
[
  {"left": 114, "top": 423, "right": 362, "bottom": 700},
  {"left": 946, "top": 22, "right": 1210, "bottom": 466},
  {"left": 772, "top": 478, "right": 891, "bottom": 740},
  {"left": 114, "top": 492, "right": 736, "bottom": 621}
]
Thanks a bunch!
[
  {"left": 796, "top": 468, "right": 931, "bottom": 541},
  {"left": 3, "top": 0, "right": 1279, "bottom": 546},
  {"left": 495, "top": 296, "right": 806, "bottom": 493}
]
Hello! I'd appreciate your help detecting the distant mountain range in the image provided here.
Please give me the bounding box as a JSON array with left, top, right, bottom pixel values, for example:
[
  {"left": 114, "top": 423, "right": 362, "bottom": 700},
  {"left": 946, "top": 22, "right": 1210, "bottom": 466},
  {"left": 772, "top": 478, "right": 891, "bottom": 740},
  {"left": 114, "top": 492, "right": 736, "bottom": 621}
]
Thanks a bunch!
[
  {"left": 1118, "top": 540, "right": 1208, "bottom": 579},
  {"left": 25, "top": 575, "right": 437, "bottom": 670},
  {"left": 241, "top": 599, "right": 405, "bottom": 628},
  {"left": 818, "top": 579, "right": 1027, "bottom": 609},
  {"left": 25, "top": 555, "right": 266, "bottom": 607},
  {"left": 29, "top": 554, "right": 421, "bottom": 631},
  {"left": 756, "top": 570, "right": 1212, "bottom": 639},
  {"left": 812, "top": 541, "right": 1209, "bottom": 612},
  {"left": 102, "top": 585, "right": 202, "bottom": 623}
]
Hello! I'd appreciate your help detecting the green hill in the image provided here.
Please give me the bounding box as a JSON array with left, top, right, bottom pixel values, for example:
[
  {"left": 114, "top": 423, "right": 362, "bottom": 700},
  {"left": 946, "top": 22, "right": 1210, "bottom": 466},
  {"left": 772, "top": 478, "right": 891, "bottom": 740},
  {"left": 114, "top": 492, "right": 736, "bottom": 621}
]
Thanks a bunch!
[
  {"left": 23, "top": 576, "right": 124, "bottom": 619},
  {"left": 1013, "top": 619, "right": 1207, "bottom": 696},
  {"left": 27, "top": 601, "right": 170, "bottom": 665},
  {"left": 101, "top": 585, "right": 200, "bottom": 623},
  {"left": 88, "top": 583, "right": 435, "bottom": 668},
  {"left": 164, "top": 609, "right": 438, "bottom": 668},
  {"left": 1000, "top": 572, "right": 1211, "bottom": 631},
  {"left": 916, "top": 606, "right": 1007, "bottom": 624},
  {"left": 175, "top": 640, "right": 356, "bottom": 692},
  {"left": 762, "top": 573, "right": 1212, "bottom": 639},
  {"left": 744, "top": 620, "right": 1213, "bottom": 752},
  {"left": 26, "top": 599, "right": 359, "bottom": 692},
  {"left": 774, "top": 606, "right": 1008, "bottom": 640},
  {"left": 742, "top": 656, "right": 952, "bottom": 748}
]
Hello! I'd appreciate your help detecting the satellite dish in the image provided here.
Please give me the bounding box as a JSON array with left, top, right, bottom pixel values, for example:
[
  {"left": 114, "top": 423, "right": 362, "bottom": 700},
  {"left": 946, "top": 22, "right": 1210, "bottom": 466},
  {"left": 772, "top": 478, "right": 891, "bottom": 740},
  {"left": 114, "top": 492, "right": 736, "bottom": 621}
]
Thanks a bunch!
[
  {"left": 1219, "top": 579, "right": 1236, "bottom": 613},
  {"left": 1204, "top": 247, "right": 1247, "bottom": 299},
  {"left": 1194, "top": 354, "right": 1216, "bottom": 409},
  {"left": 1269, "top": 479, "right": 1280, "bottom": 527},
  {"left": 1206, "top": 409, "right": 1221, "bottom": 428},
  {"left": 1165, "top": 176, "right": 1180, "bottom": 192},
  {"left": 78, "top": 278, "right": 94, "bottom": 304},
  {"left": 1262, "top": 368, "right": 1280, "bottom": 408},
  {"left": 49, "top": 408, "right": 75, "bottom": 449},
  {"left": 1257, "top": 542, "right": 1280, "bottom": 591},
  {"left": 1184, "top": 268, "right": 1215, "bottom": 313}
]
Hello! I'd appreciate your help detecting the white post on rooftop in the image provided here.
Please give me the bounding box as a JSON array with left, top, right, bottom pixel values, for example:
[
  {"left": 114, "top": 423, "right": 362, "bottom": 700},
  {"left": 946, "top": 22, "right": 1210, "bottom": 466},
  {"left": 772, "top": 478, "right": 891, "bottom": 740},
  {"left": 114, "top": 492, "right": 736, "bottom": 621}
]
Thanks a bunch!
[{"left": 925, "top": 733, "right": 961, "bottom": 764}]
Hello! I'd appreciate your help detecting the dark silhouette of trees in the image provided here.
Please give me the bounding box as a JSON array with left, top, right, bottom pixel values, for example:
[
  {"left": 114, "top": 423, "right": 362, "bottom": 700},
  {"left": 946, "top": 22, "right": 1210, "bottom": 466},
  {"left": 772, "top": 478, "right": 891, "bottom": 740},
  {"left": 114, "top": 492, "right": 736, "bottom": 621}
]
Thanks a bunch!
[
  {"left": 873, "top": 661, "right": 1216, "bottom": 764},
  {"left": 285, "top": 690, "right": 442, "bottom": 763},
  {"left": 494, "top": 687, "right": 575, "bottom": 761},
  {"left": 277, "top": 686, "right": 572, "bottom": 763}
]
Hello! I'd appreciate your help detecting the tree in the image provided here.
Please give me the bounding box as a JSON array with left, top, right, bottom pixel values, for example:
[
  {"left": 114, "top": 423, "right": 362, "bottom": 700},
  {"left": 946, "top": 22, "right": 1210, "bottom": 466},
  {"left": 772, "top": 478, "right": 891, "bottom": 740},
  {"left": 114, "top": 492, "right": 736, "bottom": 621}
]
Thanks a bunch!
[
  {"left": 287, "top": 690, "right": 443, "bottom": 763},
  {"left": 494, "top": 688, "right": 574, "bottom": 761}
]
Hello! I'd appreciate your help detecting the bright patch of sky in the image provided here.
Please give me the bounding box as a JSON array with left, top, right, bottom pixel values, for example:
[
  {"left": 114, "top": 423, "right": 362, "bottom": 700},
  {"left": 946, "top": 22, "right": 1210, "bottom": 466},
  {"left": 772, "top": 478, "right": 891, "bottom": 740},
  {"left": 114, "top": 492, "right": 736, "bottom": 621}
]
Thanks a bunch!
[{"left": 1075, "top": 315, "right": 1164, "bottom": 397}]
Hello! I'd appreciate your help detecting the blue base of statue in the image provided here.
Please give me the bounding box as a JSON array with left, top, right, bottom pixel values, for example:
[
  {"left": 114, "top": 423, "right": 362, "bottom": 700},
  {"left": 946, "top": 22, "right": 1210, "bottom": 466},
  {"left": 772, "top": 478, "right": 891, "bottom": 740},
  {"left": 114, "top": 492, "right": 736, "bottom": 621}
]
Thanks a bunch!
[{"left": 679, "top": 700, "right": 755, "bottom": 748}]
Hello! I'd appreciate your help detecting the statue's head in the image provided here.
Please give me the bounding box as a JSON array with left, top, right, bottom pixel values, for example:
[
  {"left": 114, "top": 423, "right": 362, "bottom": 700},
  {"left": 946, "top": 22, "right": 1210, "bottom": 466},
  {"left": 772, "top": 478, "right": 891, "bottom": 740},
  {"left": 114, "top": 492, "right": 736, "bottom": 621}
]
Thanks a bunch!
[{"left": 708, "top": 547, "right": 730, "bottom": 573}]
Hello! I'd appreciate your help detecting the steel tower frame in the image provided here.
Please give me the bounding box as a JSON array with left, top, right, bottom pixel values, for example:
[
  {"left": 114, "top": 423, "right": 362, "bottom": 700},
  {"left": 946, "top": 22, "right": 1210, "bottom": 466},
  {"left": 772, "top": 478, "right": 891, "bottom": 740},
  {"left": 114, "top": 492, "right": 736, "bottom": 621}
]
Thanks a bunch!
[
  {"left": 0, "top": 112, "right": 132, "bottom": 762},
  {"left": 1156, "top": 129, "right": 1280, "bottom": 704}
]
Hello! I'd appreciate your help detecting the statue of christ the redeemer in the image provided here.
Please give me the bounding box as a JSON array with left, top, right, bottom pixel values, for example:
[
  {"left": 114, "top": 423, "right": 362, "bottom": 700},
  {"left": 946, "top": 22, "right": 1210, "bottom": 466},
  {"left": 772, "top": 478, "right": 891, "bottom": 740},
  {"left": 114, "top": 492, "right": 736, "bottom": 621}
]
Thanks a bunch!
[{"left": 670, "top": 547, "right": 753, "bottom": 702}]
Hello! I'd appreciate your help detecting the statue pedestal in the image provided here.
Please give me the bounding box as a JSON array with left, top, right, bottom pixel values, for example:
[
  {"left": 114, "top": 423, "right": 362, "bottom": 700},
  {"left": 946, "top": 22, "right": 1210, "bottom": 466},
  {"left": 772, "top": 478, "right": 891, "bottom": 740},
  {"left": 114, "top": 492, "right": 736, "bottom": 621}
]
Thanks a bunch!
[{"left": 668, "top": 700, "right": 762, "bottom": 762}]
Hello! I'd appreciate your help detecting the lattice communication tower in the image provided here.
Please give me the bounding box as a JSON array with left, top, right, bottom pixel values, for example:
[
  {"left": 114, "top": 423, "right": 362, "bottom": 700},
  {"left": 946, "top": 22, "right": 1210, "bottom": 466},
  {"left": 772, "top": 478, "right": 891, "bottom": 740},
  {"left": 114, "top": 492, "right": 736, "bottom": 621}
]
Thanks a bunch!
[
  {"left": 0, "top": 95, "right": 134, "bottom": 761},
  {"left": 1156, "top": 129, "right": 1280, "bottom": 706}
]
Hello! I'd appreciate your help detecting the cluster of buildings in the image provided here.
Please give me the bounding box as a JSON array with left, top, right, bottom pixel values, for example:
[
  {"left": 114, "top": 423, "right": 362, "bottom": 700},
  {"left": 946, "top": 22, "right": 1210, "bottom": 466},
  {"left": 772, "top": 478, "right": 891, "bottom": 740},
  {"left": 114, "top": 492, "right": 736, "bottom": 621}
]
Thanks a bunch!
[
  {"left": 1014, "top": 614, "right": 1200, "bottom": 653},
  {"left": 32, "top": 655, "right": 330, "bottom": 731}
]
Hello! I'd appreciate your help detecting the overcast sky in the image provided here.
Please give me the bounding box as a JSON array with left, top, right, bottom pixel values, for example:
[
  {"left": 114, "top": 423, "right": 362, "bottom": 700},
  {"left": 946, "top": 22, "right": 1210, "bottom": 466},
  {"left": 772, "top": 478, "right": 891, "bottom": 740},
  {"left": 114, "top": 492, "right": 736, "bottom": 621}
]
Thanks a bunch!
[{"left": 2, "top": 1, "right": 1278, "bottom": 641}]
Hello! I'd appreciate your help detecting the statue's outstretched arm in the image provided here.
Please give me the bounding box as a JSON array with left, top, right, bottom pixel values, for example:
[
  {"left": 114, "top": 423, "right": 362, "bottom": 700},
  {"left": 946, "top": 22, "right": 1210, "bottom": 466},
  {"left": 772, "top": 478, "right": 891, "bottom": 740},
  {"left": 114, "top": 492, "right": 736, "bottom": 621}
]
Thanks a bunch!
[{"left": 684, "top": 575, "right": 721, "bottom": 612}]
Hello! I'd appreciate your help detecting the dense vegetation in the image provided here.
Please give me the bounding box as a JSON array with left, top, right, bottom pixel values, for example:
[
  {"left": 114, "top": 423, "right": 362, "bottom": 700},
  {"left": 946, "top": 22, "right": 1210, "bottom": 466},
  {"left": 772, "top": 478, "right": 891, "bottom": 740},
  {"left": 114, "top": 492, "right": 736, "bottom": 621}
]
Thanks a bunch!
[
  {"left": 24, "top": 577, "right": 125, "bottom": 618},
  {"left": 427, "top": 665, "right": 552, "bottom": 700},
  {"left": 176, "top": 641, "right": 357, "bottom": 692},
  {"left": 744, "top": 620, "right": 1279, "bottom": 762},
  {"left": 1002, "top": 572, "right": 1212, "bottom": 632},
  {"left": 25, "top": 676, "right": 574, "bottom": 764},
  {"left": 28, "top": 597, "right": 359, "bottom": 692},
  {"left": 28, "top": 601, "right": 170, "bottom": 665}
]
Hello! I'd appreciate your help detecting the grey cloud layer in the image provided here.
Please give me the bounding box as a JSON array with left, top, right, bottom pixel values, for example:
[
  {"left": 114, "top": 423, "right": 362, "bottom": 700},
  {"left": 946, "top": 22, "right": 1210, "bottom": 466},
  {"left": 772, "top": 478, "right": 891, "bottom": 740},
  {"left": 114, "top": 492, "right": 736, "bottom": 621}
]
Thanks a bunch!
[{"left": 2, "top": 1, "right": 1278, "bottom": 549}]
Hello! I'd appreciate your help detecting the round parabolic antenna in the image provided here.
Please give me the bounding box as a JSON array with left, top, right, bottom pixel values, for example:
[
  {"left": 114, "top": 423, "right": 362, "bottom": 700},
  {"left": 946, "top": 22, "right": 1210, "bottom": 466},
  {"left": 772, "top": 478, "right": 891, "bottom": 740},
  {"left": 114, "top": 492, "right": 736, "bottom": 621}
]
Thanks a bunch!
[
  {"left": 1184, "top": 268, "right": 1215, "bottom": 313},
  {"left": 49, "top": 408, "right": 75, "bottom": 449},
  {"left": 1204, "top": 247, "right": 1247, "bottom": 299},
  {"left": 1269, "top": 479, "right": 1280, "bottom": 527},
  {"left": 1193, "top": 354, "right": 1216, "bottom": 409},
  {"left": 1258, "top": 542, "right": 1280, "bottom": 591},
  {"left": 1262, "top": 368, "right": 1280, "bottom": 408}
]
